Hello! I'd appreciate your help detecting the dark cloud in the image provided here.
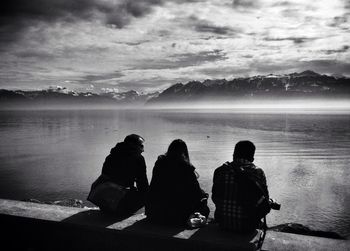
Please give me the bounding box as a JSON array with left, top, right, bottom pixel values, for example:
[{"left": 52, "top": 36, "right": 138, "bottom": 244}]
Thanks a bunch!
[
  {"left": 0, "top": 0, "right": 163, "bottom": 25},
  {"left": 61, "top": 45, "right": 110, "bottom": 57},
  {"left": 104, "top": 0, "right": 164, "bottom": 28},
  {"left": 0, "top": 0, "right": 165, "bottom": 46},
  {"left": 82, "top": 71, "right": 125, "bottom": 83},
  {"left": 14, "top": 50, "right": 55, "bottom": 60},
  {"left": 271, "top": 1, "right": 293, "bottom": 7},
  {"left": 195, "top": 23, "right": 235, "bottom": 35},
  {"left": 133, "top": 49, "right": 228, "bottom": 70},
  {"left": 0, "top": 0, "right": 208, "bottom": 38},
  {"left": 329, "top": 15, "right": 349, "bottom": 27},
  {"left": 188, "top": 16, "right": 241, "bottom": 35},
  {"left": 232, "top": 0, "right": 260, "bottom": 9},
  {"left": 322, "top": 45, "right": 349, "bottom": 55},
  {"left": 113, "top": 40, "right": 151, "bottom": 46},
  {"left": 199, "top": 66, "right": 250, "bottom": 78},
  {"left": 124, "top": 0, "right": 161, "bottom": 18},
  {"left": 264, "top": 36, "right": 316, "bottom": 45},
  {"left": 12, "top": 44, "right": 110, "bottom": 62},
  {"left": 1, "top": 0, "right": 98, "bottom": 25},
  {"left": 0, "top": 23, "right": 26, "bottom": 46},
  {"left": 281, "top": 8, "right": 301, "bottom": 18},
  {"left": 171, "top": 50, "right": 228, "bottom": 64},
  {"left": 344, "top": 0, "right": 350, "bottom": 10}
]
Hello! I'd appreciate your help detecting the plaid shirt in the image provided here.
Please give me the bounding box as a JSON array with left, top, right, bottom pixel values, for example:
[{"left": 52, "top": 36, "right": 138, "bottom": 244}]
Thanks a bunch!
[{"left": 212, "top": 159, "right": 268, "bottom": 233}]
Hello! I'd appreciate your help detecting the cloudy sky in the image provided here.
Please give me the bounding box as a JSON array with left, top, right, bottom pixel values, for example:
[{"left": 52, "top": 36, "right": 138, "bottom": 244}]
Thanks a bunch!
[{"left": 0, "top": 0, "right": 349, "bottom": 93}]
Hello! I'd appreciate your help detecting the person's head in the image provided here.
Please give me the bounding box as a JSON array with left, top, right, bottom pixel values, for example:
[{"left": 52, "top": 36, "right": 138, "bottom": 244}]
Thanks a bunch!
[
  {"left": 233, "top": 140, "right": 255, "bottom": 162},
  {"left": 166, "top": 139, "right": 190, "bottom": 162},
  {"left": 124, "top": 134, "right": 145, "bottom": 153}
]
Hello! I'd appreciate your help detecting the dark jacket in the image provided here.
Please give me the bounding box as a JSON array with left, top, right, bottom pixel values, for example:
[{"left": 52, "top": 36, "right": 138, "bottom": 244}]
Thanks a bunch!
[
  {"left": 212, "top": 159, "right": 269, "bottom": 232},
  {"left": 145, "top": 155, "right": 209, "bottom": 226},
  {"left": 101, "top": 142, "right": 149, "bottom": 196}
]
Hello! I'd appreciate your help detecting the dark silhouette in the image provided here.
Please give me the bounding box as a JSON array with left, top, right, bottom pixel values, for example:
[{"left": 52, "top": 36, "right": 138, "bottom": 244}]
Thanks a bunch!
[
  {"left": 212, "top": 140, "right": 271, "bottom": 233},
  {"left": 145, "top": 139, "right": 209, "bottom": 227},
  {"left": 91, "top": 134, "right": 149, "bottom": 217}
]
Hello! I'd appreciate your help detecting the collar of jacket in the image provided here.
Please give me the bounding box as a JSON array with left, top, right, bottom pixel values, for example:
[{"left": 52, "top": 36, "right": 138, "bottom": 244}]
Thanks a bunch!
[{"left": 224, "top": 159, "right": 256, "bottom": 171}]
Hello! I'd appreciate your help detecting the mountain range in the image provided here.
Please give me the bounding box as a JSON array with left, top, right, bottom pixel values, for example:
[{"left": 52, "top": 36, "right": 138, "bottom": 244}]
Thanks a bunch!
[
  {"left": 0, "top": 87, "right": 159, "bottom": 109},
  {"left": 1, "top": 70, "right": 349, "bottom": 109},
  {"left": 147, "top": 70, "right": 350, "bottom": 105}
]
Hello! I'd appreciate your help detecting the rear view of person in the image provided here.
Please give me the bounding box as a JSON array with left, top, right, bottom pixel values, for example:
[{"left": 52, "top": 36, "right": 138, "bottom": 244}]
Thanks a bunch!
[
  {"left": 88, "top": 134, "right": 149, "bottom": 217},
  {"left": 146, "top": 139, "right": 209, "bottom": 227},
  {"left": 212, "top": 140, "right": 273, "bottom": 233}
]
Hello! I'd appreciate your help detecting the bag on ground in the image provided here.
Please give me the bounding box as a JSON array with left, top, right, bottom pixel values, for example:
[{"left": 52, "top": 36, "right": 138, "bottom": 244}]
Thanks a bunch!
[{"left": 87, "top": 175, "right": 127, "bottom": 212}]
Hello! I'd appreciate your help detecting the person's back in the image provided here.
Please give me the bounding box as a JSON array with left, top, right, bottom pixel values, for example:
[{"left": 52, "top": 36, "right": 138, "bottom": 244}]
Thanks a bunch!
[
  {"left": 212, "top": 141, "right": 269, "bottom": 233},
  {"left": 102, "top": 139, "right": 148, "bottom": 190},
  {"left": 146, "top": 139, "right": 209, "bottom": 226},
  {"left": 97, "top": 134, "right": 149, "bottom": 216}
]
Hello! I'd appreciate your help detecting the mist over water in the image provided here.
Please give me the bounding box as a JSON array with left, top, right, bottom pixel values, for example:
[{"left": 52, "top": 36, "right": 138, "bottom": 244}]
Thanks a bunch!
[{"left": 0, "top": 109, "right": 349, "bottom": 238}]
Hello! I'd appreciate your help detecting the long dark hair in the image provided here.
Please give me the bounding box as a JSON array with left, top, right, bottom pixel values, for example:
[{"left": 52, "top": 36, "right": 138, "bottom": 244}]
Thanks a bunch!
[{"left": 166, "top": 139, "right": 190, "bottom": 163}]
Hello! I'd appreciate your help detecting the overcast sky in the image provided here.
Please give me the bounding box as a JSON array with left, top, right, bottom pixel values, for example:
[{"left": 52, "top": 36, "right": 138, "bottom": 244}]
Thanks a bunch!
[{"left": 0, "top": 0, "right": 349, "bottom": 93}]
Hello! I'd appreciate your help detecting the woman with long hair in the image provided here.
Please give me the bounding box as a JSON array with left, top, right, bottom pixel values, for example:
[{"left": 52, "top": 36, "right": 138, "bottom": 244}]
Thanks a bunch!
[{"left": 145, "top": 139, "right": 209, "bottom": 227}]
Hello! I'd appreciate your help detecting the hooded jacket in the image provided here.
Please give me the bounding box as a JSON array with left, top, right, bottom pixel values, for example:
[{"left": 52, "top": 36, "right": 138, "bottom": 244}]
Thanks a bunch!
[{"left": 101, "top": 142, "right": 149, "bottom": 195}]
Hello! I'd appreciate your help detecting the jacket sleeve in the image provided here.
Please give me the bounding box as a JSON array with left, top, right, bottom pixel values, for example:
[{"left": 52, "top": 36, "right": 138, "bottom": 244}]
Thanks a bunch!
[
  {"left": 101, "top": 154, "right": 112, "bottom": 176},
  {"left": 211, "top": 168, "right": 219, "bottom": 205},
  {"left": 135, "top": 156, "right": 149, "bottom": 195},
  {"left": 187, "top": 168, "right": 208, "bottom": 201},
  {"left": 255, "top": 167, "right": 269, "bottom": 198}
]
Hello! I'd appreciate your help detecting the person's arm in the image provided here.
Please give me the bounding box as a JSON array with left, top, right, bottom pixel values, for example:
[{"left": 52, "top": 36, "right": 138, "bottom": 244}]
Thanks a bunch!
[
  {"left": 256, "top": 167, "right": 269, "bottom": 198},
  {"left": 212, "top": 164, "right": 228, "bottom": 205},
  {"left": 135, "top": 156, "right": 149, "bottom": 194},
  {"left": 211, "top": 168, "right": 219, "bottom": 205},
  {"left": 101, "top": 154, "right": 112, "bottom": 176},
  {"left": 185, "top": 167, "right": 210, "bottom": 217},
  {"left": 191, "top": 171, "right": 208, "bottom": 200}
]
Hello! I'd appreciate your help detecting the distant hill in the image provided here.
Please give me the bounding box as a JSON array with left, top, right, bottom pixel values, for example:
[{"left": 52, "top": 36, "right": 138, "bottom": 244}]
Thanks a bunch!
[
  {"left": 147, "top": 70, "right": 350, "bottom": 105},
  {"left": 0, "top": 88, "right": 159, "bottom": 109}
]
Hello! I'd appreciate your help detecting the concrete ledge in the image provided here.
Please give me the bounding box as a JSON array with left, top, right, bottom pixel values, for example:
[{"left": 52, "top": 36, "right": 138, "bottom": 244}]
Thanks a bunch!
[{"left": 0, "top": 199, "right": 349, "bottom": 251}]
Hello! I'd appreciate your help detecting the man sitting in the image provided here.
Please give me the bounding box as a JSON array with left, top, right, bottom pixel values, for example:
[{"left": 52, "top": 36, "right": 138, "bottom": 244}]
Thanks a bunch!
[
  {"left": 93, "top": 134, "right": 149, "bottom": 217},
  {"left": 211, "top": 140, "right": 270, "bottom": 233}
]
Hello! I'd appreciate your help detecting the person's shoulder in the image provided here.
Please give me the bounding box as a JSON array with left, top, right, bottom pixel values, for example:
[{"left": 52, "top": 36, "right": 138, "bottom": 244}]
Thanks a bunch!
[
  {"left": 153, "top": 155, "right": 166, "bottom": 166},
  {"left": 185, "top": 162, "right": 196, "bottom": 173},
  {"left": 214, "top": 161, "right": 231, "bottom": 173},
  {"left": 252, "top": 164, "right": 265, "bottom": 174},
  {"left": 247, "top": 164, "right": 266, "bottom": 181},
  {"left": 158, "top": 154, "right": 166, "bottom": 160},
  {"left": 131, "top": 152, "right": 145, "bottom": 162},
  {"left": 156, "top": 154, "right": 166, "bottom": 163}
]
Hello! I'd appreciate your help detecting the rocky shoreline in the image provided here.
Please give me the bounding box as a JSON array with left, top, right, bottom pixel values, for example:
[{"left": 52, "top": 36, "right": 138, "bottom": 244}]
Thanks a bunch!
[
  {"left": 25, "top": 198, "right": 87, "bottom": 208},
  {"left": 24, "top": 198, "right": 346, "bottom": 240},
  {"left": 268, "top": 223, "right": 345, "bottom": 240}
]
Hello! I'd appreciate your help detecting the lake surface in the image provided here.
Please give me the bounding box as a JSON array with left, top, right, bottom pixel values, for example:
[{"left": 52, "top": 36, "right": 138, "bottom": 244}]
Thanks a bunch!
[{"left": 0, "top": 109, "right": 349, "bottom": 238}]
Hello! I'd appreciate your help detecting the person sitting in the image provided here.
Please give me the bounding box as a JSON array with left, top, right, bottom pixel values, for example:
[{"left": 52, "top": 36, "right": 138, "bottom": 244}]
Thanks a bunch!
[
  {"left": 93, "top": 134, "right": 149, "bottom": 217},
  {"left": 145, "top": 139, "right": 209, "bottom": 227},
  {"left": 211, "top": 140, "right": 270, "bottom": 233}
]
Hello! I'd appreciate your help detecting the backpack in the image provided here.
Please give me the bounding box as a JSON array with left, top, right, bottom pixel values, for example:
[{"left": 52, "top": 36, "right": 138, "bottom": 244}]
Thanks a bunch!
[{"left": 235, "top": 167, "right": 271, "bottom": 220}]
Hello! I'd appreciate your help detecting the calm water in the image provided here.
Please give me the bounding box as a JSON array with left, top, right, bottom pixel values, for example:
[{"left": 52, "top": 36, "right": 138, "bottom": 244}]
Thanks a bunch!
[{"left": 0, "top": 109, "right": 349, "bottom": 238}]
